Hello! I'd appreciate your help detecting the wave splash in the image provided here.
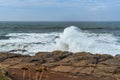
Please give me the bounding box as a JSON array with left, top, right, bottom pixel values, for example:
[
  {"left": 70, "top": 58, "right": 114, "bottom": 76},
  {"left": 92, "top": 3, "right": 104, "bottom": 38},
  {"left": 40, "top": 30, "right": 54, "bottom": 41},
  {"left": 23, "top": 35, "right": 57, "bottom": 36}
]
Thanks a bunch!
[{"left": 56, "top": 26, "right": 120, "bottom": 55}]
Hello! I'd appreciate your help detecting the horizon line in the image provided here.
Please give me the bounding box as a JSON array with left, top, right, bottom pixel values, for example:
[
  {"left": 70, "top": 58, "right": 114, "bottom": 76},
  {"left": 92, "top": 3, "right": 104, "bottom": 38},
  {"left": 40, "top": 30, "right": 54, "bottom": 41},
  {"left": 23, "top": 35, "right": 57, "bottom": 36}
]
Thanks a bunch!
[{"left": 0, "top": 20, "right": 120, "bottom": 22}]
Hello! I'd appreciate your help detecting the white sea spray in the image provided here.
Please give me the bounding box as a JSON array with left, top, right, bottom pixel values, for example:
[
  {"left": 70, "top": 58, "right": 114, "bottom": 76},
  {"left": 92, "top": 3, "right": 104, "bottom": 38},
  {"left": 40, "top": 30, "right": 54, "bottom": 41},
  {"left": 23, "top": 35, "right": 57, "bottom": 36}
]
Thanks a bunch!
[{"left": 56, "top": 26, "right": 120, "bottom": 55}]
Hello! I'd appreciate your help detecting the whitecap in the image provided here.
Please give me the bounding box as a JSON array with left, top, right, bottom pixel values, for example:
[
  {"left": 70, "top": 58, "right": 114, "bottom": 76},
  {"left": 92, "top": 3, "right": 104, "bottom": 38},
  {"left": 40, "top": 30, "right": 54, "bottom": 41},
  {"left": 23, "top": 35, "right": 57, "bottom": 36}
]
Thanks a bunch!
[{"left": 56, "top": 26, "right": 120, "bottom": 56}]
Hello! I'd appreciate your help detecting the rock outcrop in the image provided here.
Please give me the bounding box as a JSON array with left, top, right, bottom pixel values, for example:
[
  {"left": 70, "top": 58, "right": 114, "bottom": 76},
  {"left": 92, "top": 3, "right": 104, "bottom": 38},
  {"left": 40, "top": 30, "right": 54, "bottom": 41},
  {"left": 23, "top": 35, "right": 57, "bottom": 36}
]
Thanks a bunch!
[{"left": 0, "top": 51, "right": 120, "bottom": 80}]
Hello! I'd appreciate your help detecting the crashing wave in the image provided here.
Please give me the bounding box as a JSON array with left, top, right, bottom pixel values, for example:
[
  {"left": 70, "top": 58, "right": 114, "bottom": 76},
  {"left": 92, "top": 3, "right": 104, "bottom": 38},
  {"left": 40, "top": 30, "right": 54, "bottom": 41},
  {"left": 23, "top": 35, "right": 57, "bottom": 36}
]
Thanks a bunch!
[{"left": 56, "top": 26, "right": 120, "bottom": 55}]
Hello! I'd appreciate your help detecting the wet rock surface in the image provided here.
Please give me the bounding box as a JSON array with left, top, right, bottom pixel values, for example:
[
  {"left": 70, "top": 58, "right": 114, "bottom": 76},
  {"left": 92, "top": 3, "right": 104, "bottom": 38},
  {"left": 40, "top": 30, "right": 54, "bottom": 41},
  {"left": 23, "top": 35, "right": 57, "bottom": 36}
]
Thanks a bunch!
[{"left": 0, "top": 51, "right": 120, "bottom": 80}]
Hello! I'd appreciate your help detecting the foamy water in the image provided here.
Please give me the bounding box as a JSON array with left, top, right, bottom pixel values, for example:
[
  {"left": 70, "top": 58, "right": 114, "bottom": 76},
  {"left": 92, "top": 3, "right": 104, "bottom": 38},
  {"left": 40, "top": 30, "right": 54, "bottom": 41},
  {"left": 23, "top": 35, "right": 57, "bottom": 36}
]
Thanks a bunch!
[
  {"left": 56, "top": 26, "right": 120, "bottom": 56},
  {"left": 0, "top": 26, "right": 120, "bottom": 55},
  {"left": 0, "top": 33, "right": 59, "bottom": 55}
]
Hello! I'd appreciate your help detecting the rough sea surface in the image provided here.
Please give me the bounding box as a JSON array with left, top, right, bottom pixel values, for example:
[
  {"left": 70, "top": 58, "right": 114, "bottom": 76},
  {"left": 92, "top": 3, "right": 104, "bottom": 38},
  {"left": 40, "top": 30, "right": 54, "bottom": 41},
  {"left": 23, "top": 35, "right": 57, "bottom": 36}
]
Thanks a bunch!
[{"left": 0, "top": 21, "right": 120, "bottom": 55}]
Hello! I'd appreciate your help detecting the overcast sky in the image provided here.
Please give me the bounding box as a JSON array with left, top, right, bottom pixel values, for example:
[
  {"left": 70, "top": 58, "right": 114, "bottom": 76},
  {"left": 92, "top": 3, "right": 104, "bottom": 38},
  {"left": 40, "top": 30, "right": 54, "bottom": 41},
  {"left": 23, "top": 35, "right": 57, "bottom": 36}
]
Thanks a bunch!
[{"left": 0, "top": 0, "right": 120, "bottom": 21}]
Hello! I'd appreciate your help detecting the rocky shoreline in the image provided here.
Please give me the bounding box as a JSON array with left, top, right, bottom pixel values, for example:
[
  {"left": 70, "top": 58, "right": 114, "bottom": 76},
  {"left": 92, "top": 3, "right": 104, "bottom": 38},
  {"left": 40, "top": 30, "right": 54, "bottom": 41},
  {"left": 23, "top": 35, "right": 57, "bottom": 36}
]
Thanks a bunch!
[{"left": 0, "top": 50, "right": 120, "bottom": 80}]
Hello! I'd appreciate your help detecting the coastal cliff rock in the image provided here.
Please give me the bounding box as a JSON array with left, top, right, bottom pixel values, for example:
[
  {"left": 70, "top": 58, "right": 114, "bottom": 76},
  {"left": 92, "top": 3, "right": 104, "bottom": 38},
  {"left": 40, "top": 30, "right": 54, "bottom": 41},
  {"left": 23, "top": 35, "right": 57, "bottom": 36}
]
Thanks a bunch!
[{"left": 0, "top": 51, "right": 120, "bottom": 80}]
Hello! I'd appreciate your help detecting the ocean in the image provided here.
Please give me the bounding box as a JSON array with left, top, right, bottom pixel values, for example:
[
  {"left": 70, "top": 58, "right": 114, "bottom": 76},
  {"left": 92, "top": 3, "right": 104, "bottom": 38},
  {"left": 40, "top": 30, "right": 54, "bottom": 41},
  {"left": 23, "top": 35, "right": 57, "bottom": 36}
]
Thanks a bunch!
[{"left": 0, "top": 21, "right": 120, "bottom": 55}]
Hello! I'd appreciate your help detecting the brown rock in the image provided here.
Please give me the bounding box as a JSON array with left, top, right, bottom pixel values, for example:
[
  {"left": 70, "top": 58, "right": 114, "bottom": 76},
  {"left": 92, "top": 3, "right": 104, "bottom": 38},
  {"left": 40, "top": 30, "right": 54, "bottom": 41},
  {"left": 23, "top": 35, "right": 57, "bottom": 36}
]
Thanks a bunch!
[
  {"left": 60, "top": 52, "right": 93, "bottom": 63},
  {"left": 51, "top": 50, "right": 73, "bottom": 61},
  {"left": 100, "top": 58, "right": 120, "bottom": 66},
  {"left": 35, "top": 52, "right": 51, "bottom": 57},
  {"left": 94, "top": 64, "right": 118, "bottom": 75},
  {"left": 0, "top": 52, "right": 24, "bottom": 62},
  {"left": 93, "top": 54, "right": 113, "bottom": 63},
  {"left": 73, "top": 60, "right": 90, "bottom": 67},
  {"left": 0, "top": 51, "right": 119, "bottom": 80},
  {"left": 52, "top": 66, "right": 74, "bottom": 73},
  {"left": 74, "top": 52, "right": 93, "bottom": 59},
  {"left": 36, "top": 50, "right": 73, "bottom": 63}
]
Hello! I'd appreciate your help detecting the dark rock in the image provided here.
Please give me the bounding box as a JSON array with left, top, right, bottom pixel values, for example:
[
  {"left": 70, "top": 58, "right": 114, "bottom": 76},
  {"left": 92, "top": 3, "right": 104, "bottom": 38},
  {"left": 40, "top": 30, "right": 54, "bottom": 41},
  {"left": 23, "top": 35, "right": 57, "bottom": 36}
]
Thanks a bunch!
[
  {"left": 52, "top": 50, "right": 73, "bottom": 61},
  {"left": 74, "top": 52, "right": 93, "bottom": 59},
  {"left": 61, "top": 52, "right": 93, "bottom": 63},
  {"left": 115, "top": 54, "right": 120, "bottom": 58},
  {"left": 0, "top": 52, "right": 27, "bottom": 62},
  {"left": 9, "top": 49, "right": 27, "bottom": 53},
  {"left": 100, "top": 58, "right": 120, "bottom": 66},
  {"left": 36, "top": 50, "right": 73, "bottom": 63},
  {"left": 93, "top": 54, "right": 113, "bottom": 63}
]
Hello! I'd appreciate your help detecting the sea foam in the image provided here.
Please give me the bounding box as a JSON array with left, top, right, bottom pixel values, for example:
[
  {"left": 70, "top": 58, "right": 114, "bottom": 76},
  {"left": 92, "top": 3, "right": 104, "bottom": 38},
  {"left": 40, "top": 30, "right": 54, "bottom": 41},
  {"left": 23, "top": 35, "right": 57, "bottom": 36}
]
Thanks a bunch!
[
  {"left": 56, "top": 26, "right": 120, "bottom": 55},
  {"left": 0, "top": 33, "right": 59, "bottom": 55},
  {"left": 0, "top": 26, "right": 120, "bottom": 56}
]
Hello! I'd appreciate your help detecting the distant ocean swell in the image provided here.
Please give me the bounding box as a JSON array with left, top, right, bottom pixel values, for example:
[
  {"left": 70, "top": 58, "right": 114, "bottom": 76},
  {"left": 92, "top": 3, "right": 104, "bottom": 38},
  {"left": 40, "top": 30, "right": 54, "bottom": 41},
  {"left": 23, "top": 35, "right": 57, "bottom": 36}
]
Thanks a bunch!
[{"left": 0, "top": 26, "right": 120, "bottom": 56}]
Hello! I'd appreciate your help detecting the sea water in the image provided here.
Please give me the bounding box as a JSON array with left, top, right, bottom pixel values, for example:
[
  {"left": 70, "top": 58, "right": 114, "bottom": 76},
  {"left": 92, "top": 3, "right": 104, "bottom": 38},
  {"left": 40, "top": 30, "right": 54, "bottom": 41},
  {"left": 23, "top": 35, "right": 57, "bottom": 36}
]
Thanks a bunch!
[{"left": 0, "top": 21, "right": 120, "bottom": 55}]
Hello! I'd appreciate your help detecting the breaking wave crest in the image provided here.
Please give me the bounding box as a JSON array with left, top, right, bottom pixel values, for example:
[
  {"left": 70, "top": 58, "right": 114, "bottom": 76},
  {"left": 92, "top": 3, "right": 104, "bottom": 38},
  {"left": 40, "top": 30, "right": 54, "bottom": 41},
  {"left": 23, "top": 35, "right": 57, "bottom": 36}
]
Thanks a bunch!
[{"left": 56, "top": 26, "right": 120, "bottom": 55}]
